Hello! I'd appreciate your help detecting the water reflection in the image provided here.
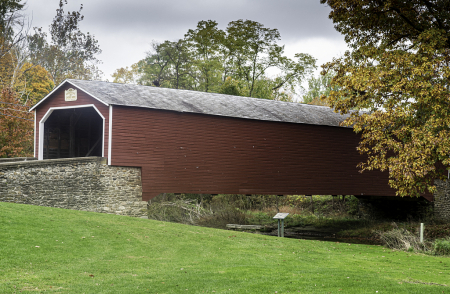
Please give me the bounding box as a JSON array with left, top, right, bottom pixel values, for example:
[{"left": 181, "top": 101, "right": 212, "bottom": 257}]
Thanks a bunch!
[{"left": 260, "top": 227, "right": 381, "bottom": 245}]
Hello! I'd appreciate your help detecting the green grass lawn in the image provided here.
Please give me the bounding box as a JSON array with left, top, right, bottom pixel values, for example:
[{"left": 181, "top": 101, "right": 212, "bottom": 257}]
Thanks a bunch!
[{"left": 0, "top": 202, "right": 449, "bottom": 293}]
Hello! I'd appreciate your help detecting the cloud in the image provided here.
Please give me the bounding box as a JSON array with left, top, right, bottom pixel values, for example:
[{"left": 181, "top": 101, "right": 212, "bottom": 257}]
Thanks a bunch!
[
  {"left": 83, "top": 0, "right": 340, "bottom": 40},
  {"left": 25, "top": 0, "right": 345, "bottom": 79}
]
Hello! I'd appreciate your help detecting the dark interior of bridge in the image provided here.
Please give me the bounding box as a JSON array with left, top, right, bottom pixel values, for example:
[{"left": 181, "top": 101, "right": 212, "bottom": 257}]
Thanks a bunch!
[{"left": 43, "top": 107, "right": 103, "bottom": 159}]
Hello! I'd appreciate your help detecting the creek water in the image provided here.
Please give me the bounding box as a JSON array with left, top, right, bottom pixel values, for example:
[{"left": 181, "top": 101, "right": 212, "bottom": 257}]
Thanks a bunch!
[{"left": 258, "top": 226, "right": 381, "bottom": 245}]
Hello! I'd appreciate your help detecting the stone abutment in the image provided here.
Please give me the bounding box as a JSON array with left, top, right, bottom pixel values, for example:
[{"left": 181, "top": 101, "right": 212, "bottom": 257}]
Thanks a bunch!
[
  {"left": 434, "top": 179, "right": 450, "bottom": 221},
  {"left": 0, "top": 157, "right": 146, "bottom": 217}
]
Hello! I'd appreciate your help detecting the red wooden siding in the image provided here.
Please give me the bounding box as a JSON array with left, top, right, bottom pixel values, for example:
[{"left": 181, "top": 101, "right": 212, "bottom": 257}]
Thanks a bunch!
[
  {"left": 35, "top": 84, "right": 109, "bottom": 158},
  {"left": 110, "top": 105, "right": 400, "bottom": 201}
]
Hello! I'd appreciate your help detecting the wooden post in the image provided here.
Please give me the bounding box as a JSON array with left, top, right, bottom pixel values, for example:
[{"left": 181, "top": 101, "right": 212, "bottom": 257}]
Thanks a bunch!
[
  {"left": 85, "top": 138, "right": 100, "bottom": 157},
  {"left": 76, "top": 119, "right": 81, "bottom": 157},
  {"left": 87, "top": 115, "right": 92, "bottom": 156},
  {"left": 69, "top": 112, "right": 74, "bottom": 158},
  {"left": 69, "top": 110, "right": 84, "bottom": 158},
  {"left": 45, "top": 129, "right": 49, "bottom": 159},
  {"left": 99, "top": 122, "right": 103, "bottom": 155},
  {"left": 57, "top": 127, "right": 61, "bottom": 158}
]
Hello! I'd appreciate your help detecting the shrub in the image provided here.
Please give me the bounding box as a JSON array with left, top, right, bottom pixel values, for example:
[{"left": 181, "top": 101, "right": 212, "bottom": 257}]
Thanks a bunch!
[
  {"left": 197, "top": 207, "right": 248, "bottom": 229},
  {"left": 147, "top": 197, "right": 211, "bottom": 225},
  {"left": 375, "top": 226, "right": 432, "bottom": 252},
  {"left": 434, "top": 237, "right": 450, "bottom": 255},
  {"left": 197, "top": 194, "right": 249, "bottom": 228}
]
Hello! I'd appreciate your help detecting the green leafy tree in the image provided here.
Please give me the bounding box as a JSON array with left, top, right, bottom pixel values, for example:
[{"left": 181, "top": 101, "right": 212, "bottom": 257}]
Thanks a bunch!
[
  {"left": 0, "top": 0, "right": 33, "bottom": 89},
  {"left": 224, "top": 19, "right": 283, "bottom": 97},
  {"left": 321, "top": 0, "right": 450, "bottom": 197},
  {"left": 138, "top": 40, "right": 192, "bottom": 89},
  {"left": 303, "top": 71, "right": 337, "bottom": 105},
  {"left": 185, "top": 20, "right": 225, "bottom": 92},
  {"left": 219, "top": 76, "right": 242, "bottom": 96},
  {"left": 159, "top": 40, "right": 193, "bottom": 90},
  {"left": 223, "top": 20, "right": 315, "bottom": 99},
  {"left": 28, "top": 0, "right": 102, "bottom": 85},
  {"left": 129, "top": 19, "right": 316, "bottom": 100},
  {"left": 0, "top": 0, "right": 23, "bottom": 22},
  {"left": 0, "top": 0, "right": 25, "bottom": 60},
  {"left": 138, "top": 41, "right": 172, "bottom": 87},
  {"left": 272, "top": 53, "right": 316, "bottom": 100}
]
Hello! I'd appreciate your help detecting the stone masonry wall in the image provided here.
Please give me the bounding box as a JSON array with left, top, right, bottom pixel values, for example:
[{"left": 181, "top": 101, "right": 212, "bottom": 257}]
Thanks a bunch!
[
  {"left": 0, "top": 157, "right": 147, "bottom": 217},
  {"left": 434, "top": 179, "right": 450, "bottom": 221}
]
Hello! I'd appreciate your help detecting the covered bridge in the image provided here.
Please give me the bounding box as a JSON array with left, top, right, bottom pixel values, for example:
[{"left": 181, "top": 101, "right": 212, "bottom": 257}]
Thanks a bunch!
[{"left": 30, "top": 79, "right": 404, "bottom": 201}]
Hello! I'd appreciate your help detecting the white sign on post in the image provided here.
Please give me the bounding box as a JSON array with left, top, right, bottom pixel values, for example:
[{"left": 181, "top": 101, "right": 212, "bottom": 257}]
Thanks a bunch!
[
  {"left": 65, "top": 88, "right": 77, "bottom": 101},
  {"left": 273, "top": 213, "right": 289, "bottom": 219},
  {"left": 273, "top": 213, "right": 289, "bottom": 237}
]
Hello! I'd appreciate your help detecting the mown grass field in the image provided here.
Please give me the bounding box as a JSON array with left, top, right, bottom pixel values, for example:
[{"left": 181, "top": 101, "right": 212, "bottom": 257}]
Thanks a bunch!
[{"left": 0, "top": 202, "right": 449, "bottom": 293}]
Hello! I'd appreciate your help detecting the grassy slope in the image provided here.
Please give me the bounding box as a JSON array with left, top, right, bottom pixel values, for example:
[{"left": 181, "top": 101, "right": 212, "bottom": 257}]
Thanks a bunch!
[{"left": 0, "top": 202, "right": 449, "bottom": 293}]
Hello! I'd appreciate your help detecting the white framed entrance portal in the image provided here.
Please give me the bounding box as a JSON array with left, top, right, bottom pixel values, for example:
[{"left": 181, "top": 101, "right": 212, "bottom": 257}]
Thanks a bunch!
[{"left": 38, "top": 105, "right": 105, "bottom": 160}]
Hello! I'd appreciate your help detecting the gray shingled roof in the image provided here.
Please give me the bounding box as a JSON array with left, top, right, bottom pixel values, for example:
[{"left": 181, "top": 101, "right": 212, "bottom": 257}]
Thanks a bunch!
[{"left": 33, "top": 79, "right": 350, "bottom": 127}]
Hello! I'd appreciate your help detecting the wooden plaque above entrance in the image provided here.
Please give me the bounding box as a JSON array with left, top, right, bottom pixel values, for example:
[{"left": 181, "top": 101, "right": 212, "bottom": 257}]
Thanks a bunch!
[{"left": 65, "top": 88, "right": 77, "bottom": 101}]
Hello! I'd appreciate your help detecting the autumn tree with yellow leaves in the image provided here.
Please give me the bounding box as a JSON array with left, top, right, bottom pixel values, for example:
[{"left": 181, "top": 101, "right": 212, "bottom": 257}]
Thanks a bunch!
[
  {"left": 0, "top": 88, "right": 33, "bottom": 157},
  {"left": 0, "top": 0, "right": 55, "bottom": 157},
  {"left": 14, "top": 62, "right": 54, "bottom": 105},
  {"left": 0, "top": 0, "right": 100, "bottom": 157},
  {"left": 321, "top": 0, "right": 450, "bottom": 197}
]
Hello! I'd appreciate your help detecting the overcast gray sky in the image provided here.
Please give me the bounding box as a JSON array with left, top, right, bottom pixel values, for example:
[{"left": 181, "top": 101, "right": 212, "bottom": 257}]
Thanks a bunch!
[{"left": 25, "top": 0, "right": 348, "bottom": 81}]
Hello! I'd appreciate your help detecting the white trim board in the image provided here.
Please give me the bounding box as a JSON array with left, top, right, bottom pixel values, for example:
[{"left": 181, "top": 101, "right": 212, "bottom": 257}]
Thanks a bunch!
[
  {"left": 108, "top": 105, "right": 113, "bottom": 165},
  {"left": 33, "top": 110, "right": 36, "bottom": 158},
  {"left": 30, "top": 80, "right": 109, "bottom": 112},
  {"left": 38, "top": 104, "right": 105, "bottom": 160}
]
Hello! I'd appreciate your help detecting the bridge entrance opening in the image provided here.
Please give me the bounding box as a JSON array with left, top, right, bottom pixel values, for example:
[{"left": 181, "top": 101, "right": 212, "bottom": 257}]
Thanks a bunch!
[{"left": 42, "top": 107, "right": 103, "bottom": 159}]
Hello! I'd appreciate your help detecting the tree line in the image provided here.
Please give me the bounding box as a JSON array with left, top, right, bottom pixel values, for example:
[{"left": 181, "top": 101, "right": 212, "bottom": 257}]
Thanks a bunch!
[
  {"left": 112, "top": 19, "right": 322, "bottom": 102},
  {"left": 2, "top": 0, "right": 449, "bottom": 199}
]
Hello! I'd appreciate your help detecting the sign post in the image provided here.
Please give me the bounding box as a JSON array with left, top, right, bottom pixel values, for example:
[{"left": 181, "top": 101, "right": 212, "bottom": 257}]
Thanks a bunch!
[{"left": 273, "top": 213, "right": 289, "bottom": 237}]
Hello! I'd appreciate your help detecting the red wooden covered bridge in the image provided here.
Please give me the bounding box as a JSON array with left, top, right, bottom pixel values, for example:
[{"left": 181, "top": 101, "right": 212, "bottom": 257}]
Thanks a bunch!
[{"left": 30, "top": 79, "right": 407, "bottom": 201}]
